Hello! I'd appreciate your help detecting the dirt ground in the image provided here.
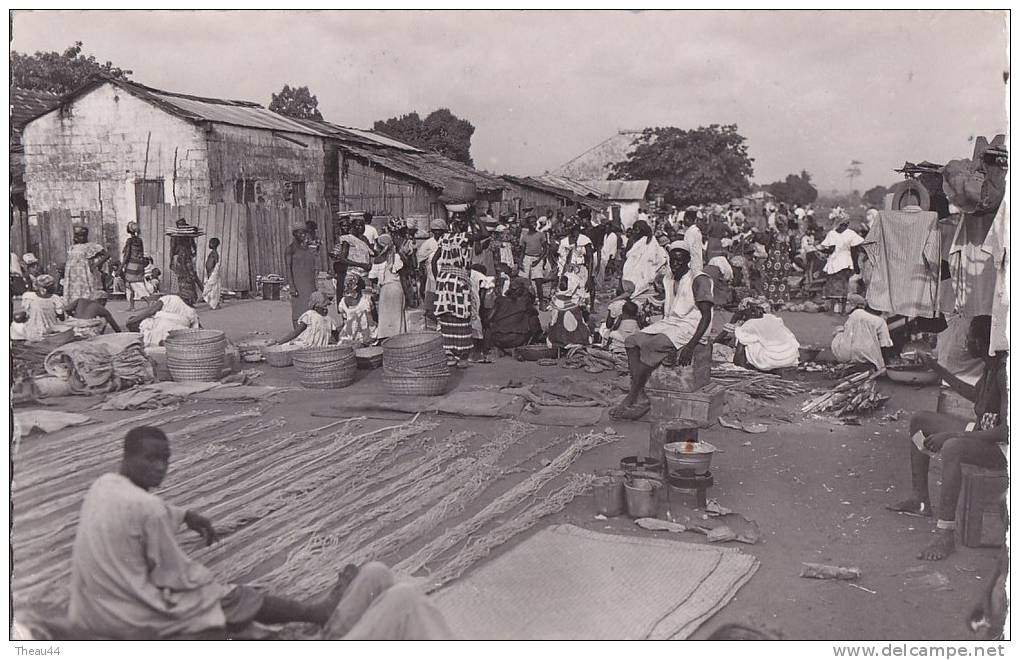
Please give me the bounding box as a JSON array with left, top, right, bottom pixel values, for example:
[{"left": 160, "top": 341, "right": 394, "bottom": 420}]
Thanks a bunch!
[{"left": 19, "top": 297, "right": 1001, "bottom": 640}]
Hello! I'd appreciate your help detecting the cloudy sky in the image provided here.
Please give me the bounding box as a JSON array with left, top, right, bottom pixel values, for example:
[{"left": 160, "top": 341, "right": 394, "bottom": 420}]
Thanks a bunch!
[{"left": 11, "top": 10, "right": 1009, "bottom": 192}]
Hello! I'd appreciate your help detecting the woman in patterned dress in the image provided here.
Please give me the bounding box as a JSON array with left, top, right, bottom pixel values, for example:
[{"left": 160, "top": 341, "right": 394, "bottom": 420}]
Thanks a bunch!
[
  {"left": 64, "top": 225, "right": 109, "bottom": 302},
  {"left": 121, "top": 222, "right": 147, "bottom": 311},
  {"left": 432, "top": 216, "right": 478, "bottom": 366},
  {"left": 168, "top": 221, "right": 202, "bottom": 306},
  {"left": 763, "top": 216, "right": 792, "bottom": 306}
]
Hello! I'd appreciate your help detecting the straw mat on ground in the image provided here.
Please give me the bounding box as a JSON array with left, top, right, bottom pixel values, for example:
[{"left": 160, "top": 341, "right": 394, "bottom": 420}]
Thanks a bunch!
[{"left": 433, "top": 524, "right": 759, "bottom": 640}]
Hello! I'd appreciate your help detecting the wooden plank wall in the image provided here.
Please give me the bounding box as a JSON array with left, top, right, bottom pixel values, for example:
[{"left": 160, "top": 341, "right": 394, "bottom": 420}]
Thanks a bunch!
[
  {"left": 136, "top": 202, "right": 334, "bottom": 292},
  {"left": 11, "top": 211, "right": 30, "bottom": 259},
  {"left": 340, "top": 155, "right": 438, "bottom": 219}
]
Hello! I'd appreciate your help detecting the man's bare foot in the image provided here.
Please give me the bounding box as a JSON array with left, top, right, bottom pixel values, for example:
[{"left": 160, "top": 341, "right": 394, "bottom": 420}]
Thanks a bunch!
[
  {"left": 886, "top": 497, "right": 932, "bottom": 517},
  {"left": 918, "top": 529, "right": 955, "bottom": 561}
]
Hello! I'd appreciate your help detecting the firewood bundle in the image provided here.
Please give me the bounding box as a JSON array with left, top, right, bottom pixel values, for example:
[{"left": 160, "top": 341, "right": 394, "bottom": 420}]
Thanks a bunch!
[
  {"left": 801, "top": 371, "right": 888, "bottom": 417},
  {"left": 711, "top": 364, "right": 808, "bottom": 400}
]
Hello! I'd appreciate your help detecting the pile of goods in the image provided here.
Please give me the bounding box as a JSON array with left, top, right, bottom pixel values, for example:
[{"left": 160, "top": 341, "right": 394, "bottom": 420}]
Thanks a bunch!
[
  {"left": 801, "top": 371, "right": 888, "bottom": 418},
  {"left": 562, "top": 346, "right": 625, "bottom": 374},
  {"left": 711, "top": 364, "right": 808, "bottom": 400},
  {"left": 382, "top": 332, "right": 450, "bottom": 396}
]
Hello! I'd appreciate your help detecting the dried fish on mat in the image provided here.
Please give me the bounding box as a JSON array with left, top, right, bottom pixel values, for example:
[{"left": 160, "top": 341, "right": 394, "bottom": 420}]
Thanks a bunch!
[
  {"left": 801, "top": 371, "right": 888, "bottom": 418},
  {"left": 562, "top": 346, "right": 627, "bottom": 374}
]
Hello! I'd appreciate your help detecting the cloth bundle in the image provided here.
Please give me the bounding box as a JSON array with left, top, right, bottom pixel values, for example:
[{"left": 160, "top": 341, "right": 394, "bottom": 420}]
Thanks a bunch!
[{"left": 44, "top": 333, "right": 155, "bottom": 394}]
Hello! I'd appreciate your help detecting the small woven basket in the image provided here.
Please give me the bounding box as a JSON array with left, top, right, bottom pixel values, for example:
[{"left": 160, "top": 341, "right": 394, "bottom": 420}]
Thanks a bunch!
[
  {"left": 382, "top": 372, "right": 451, "bottom": 397},
  {"left": 264, "top": 345, "right": 297, "bottom": 367},
  {"left": 165, "top": 329, "right": 226, "bottom": 382},
  {"left": 382, "top": 332, "right": 445, "bottom": 369},
  {"left": 293, "top": 345, "right": 357, "bottom": 389},
  {"left": 166, "top": 329, "right": 226, "bottom": 346}
]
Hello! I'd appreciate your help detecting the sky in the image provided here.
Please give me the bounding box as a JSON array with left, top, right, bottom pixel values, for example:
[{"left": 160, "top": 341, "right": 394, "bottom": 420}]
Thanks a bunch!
[{"left": 10, "top": 10, "right": 1009, "bottom": 192}]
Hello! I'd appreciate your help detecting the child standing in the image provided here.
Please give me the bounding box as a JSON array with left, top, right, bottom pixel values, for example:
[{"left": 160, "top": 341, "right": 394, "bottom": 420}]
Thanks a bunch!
[{"left": 202, "top": 238, "right": 222, "bottom": 309}]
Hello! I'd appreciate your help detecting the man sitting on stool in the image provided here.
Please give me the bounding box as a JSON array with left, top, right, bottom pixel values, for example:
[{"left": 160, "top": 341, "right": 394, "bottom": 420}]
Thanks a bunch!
[
  {"left": 610, "top": 241, "right": 714, "bottom": 421},
  {"left": 886, "top": 316, "right": 1007, "bottom": 561}
]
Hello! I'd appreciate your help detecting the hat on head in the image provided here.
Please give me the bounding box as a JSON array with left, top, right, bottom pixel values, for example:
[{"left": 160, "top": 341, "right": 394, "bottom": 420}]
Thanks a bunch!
[
  {"left": 667, "top": 240, "right": 690, "bottom": 253},
  {"left": 127, "top": 221, "right": 139, "bottom": 233},
  {"left": 36, "top": 274, "right": 55, "bottom": 289},
  {"left": 608, "top": 299, "right": 626, "bottom": 317},
  {"left": 22, "top": 253, "right": 38, "bottom": 265},
  {"left": 307, "top": 291, "right": 328, "bottom": 308},
  {"left": 888, "top": 179, "right": 931, "bottom": 211},
  {"left": 429, "top": 218, "right": 449, "bottom": 231},
  {"left": 291, "top": 219, "right": 307, "bottom": 232}
]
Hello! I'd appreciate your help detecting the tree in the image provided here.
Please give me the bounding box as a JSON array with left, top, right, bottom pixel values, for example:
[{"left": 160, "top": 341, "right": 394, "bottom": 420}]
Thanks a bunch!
[
  {"left": 863, "top": 185, "right": 889, "bottom": 208},
  {"left": 765, "top": 170, "right": 818, "bottom": 206},
  {"left": 10, "top": 41, "right": 132, "bottom": 95},
  {"left": 374, "top": 109, "right": 475, "bottom": 166},
  {"left": 845, "top": 160, "right": 863, "bottom": 192},
  {"left": 269, "top": 84, "right": 323, "bottom": 120},
  {"left": 609, "top": 124, "right": 754, "bottom": 207}
]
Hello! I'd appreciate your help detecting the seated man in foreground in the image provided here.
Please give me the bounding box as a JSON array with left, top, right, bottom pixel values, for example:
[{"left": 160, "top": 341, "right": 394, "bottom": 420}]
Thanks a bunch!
[
  {"left": 69, "top": 425, "right": 452, "bottom": 639},
  {"left": 887, "top": 316, "right": 1007, "bottom": 561},
  {"left": 610, "top": 241, "right": 714, "bottom": 420}
]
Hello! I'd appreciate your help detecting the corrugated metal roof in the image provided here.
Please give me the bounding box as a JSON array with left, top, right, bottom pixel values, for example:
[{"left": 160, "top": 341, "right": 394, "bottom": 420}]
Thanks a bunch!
[
  {"left": 580, "top": 179, "right": 649, "bottom": 201},
  {"left": 149, "top": 90, "right": 328, "bottom": 136},
  {"left": 339, "top": 141, "right": 506, "bottom": 193},
  {"left": 502, "top": 175, "right": 609, "bottom": 209},
  {"left": 531, "top": 174, "right": 606, "bottom": 198}
]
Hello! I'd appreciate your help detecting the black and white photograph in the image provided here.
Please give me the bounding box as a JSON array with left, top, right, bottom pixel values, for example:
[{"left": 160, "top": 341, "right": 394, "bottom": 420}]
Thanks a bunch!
[{"left": 7, "top": 8, "right": 1011, "bottom": 650}]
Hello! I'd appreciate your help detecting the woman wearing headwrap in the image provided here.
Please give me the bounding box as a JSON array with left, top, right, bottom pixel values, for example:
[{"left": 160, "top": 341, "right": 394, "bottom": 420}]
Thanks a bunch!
[
  {"left": 616, "top": 220, "right": 668, "bottom": 312},
  {"left": 820, "top": 212, "right": 865, "bottom": 314},
  {"left": 121, "top": 221, "right": 147, "bottom": 311},
  {"left": 336, "top": 274, "right": 376, "bottom": 347},
  {"left": 285, "top": 221, "right": 318, "bottom": 328},
  {"left": 274, "top": 291, "right": 337, "bottom": 348},
  {"left": 373, "top": 234, "right": 407, "bottom": 340},
  {"left": 433, "top": 215, "right": 480, "bottom": 365},
  {"left": 556, "top": 220, "right": 594, "bottom": 307},
  {"left": 21, "top": 274, "right": 66, "bottom": 340},
  {"left": 64, "top": 225, "right": 109, "bottom": 302},
  {"left": 168, "top": 220, "right": 201, "bottom": 306},
  {"left": 763, "top": 216, "right": 792, "bottom": 305}
]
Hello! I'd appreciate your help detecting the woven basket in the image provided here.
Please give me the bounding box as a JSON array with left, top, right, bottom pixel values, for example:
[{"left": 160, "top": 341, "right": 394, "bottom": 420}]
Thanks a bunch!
[
  {"left": 166, "top": 329, "right": 226, "bottom": 346},
  {"left": 165, "top": 329, "right": 226, "bottom": 382},
  {"left": 264, "top": 345, "right": 296, "bottom": 367},
  {"left": 355, "top": 346, "right": 384, "bottom": 370},
  {"left": 382, "top": 332, "right": 445, "bottom": 368},
  {"left": 293, "top": 345, "right": 358, "bottom": 389},
  {"left": 382, "top": 372, "right": 451, "bottom": 396},
  {"left": 383, "top": 363, "right": 451, "bottom": 378}
]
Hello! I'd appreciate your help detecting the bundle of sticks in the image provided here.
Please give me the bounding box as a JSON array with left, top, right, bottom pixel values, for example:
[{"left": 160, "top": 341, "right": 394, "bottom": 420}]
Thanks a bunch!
[
  {"left": 801, "top": 371, "right": 887, "bottom": 416},
  {"left": 711, "top": 364, "right": 808, "bottom": 400}
]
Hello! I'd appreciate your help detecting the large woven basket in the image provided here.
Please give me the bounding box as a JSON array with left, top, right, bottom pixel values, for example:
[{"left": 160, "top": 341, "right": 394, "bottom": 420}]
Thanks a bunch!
[
  {"left": 293, "top": 345, "right": 357, "bottom": 389},
  {"left": 264, "top": 345, "right": 297, "bottom": 367},
  {"left": 165, "top": 329, "right": 226, "bottom": 382},
  {"left": 382, "top": 372, "right": 451, "bottom": 396},
  {"left": 382, "top": 332, "right": 445, "bottom": 368}
]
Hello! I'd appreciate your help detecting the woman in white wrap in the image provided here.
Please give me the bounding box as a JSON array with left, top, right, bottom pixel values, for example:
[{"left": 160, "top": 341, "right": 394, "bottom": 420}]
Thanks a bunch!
[
  {"left": 616, "top": 220, "right": 668, "bottom": 311},
  {"left": 130, "top": 294, "right": 201, "bottom": 348}
]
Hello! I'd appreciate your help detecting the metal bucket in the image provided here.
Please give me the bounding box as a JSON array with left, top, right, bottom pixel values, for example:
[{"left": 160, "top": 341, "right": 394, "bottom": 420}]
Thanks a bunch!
[
  {"left": 619, "top": 455, "right": 663, "bottom": 480},
  {"left": 624, "top": 477, "right": 661, "bottom": 518},
  {"left": 663, "top": 441, "right": 716, "bottom": 476},
  {"left": 592, "top": 470, "right": 626, "bottom": 517}
]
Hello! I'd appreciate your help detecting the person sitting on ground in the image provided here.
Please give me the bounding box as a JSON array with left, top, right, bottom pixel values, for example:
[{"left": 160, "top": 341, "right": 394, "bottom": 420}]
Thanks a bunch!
[
  {"left": 830, "top": 294, "right": 894, "bottom": 371},
  {"left": 546, "top": 276, "right": 590, "bottom": 349},
  {"left": 11, "top": 311, "right": 29, "bottom": 341},
  {"left": 336, "top": 274, "right": 376, "bottom": 347},
  {"left": 725, "top": 299, "right": 799, "bottom": 371},
  {"left": 611, "top": 242, "right": 713, "bottom": 421},
  {"left": 21, "top": 274, "right": 66, "bottom": 341},
  {"left": 887, "top": 315, "right": 1007, "bottom": 561},
  {"left": 486, "top": 276, "right": 542, "bottom": 353},
  {"left": 599, "top": 300, "right": 641, "bottom": 354},
  {"left": 67, "top": 425, "right": 453, "bottom": 640},
  {"left": 274, "top": 292, "right": 338, "bottom": 348},
  {"left": 128, "top": 294, "right": 200, "bottom": 348},
  {"left": 66, "top": 291, "right": 123, "bottom": 336}
]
